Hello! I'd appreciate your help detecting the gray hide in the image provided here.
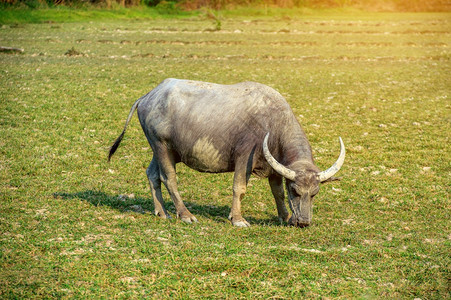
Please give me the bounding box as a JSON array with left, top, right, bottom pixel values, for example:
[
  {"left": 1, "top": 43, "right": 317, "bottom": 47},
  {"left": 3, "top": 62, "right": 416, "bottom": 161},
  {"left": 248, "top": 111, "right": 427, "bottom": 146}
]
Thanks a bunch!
[{"left": 109, "top": 78, "right": 345, "bottom": 227}]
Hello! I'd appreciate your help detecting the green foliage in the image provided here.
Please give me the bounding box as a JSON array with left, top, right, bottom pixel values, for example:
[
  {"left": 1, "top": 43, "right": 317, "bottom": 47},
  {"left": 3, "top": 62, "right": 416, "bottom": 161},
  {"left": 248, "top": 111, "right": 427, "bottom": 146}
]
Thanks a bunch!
[
  {"left": 0, "top": 0, "right": 448, "bottom": 11},
  {"left": 0, "top": 5, "right": 196, "bottom": 24},
  {"left": 155, "top": 1, "right": 181, "bottom": 13},
  {"left": 205, "top": 8, "right": 222, "bottom": 30},
  {"left": 0, "top": 10, "right": 449, "bottom": 299},
  {"left": 142, "top": 0, "right": 163, "bottom": 6},
  {"left": 64, "top": 46, "right": 83, "bottom": 56}
]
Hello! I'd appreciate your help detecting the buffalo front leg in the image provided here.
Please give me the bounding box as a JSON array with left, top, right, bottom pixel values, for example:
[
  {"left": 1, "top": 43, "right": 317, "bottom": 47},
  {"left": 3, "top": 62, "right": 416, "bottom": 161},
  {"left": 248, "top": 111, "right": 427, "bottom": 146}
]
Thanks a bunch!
[
  {"left": 146, "top": 158, "right": 171, "bottom": 219},
  {"left": 229, "top": 162, "right": 251, "bottom": 227},
  {"left": 269, "top": 174, "right": 289, "bottom": 223},
  {"left": 157, "top": 148, "right": 198, "bottom": 224}
]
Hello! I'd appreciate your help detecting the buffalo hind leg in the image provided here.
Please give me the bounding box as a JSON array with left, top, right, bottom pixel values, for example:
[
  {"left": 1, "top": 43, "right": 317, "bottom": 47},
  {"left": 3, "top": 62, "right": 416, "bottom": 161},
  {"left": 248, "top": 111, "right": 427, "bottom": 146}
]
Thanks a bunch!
[
  {"left": 269, "top": 174, "right": 289, "bottom": 223},
  {"left": 146, "top": 158, "right": 171, "bottom": 219},
  {"left": 157, "top": 147, "right": 198, "bottom": 224}
]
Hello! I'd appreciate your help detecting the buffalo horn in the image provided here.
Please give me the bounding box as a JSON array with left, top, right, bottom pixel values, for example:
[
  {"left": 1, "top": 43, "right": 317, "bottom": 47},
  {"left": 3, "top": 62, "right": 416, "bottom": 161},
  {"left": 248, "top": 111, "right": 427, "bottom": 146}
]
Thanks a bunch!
[
  {"left": 317, "top": 137, "right": 346, "bottom": 182},
  {"left": 263, "top": 133, "right": 297, "bottom": 181}
]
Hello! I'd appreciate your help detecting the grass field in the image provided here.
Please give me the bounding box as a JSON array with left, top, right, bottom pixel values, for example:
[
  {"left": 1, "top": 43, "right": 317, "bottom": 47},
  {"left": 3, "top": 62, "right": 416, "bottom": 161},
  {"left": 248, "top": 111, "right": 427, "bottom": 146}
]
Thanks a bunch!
[{"left": 1, "top": 9, "right": 450, "bottom": 298}]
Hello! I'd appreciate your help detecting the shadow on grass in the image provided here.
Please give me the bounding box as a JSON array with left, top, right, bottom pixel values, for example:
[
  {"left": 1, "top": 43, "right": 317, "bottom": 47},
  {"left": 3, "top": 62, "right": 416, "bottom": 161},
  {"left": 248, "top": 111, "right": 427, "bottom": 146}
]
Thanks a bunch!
[
  {"left": 54, "top": 190, "right": 154, "bottom": 213},
  {"left": 54, "top": 190, "right": 282, "bottom": 226}
]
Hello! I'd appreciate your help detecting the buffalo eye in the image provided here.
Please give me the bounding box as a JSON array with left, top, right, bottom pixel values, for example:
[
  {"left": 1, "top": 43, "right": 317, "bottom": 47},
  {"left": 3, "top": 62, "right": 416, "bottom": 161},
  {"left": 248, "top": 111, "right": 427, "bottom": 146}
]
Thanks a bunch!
[
  {"left": 290, "top": 184, "right": 302, "bottom": 196},
  {"left": 311, "top": 186, "right": 320, "bottom": 197}
]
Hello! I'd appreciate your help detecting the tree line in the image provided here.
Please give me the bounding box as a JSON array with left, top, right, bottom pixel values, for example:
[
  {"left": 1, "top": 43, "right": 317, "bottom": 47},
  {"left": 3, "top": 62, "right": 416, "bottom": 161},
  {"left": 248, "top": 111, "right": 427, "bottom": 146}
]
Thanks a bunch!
[{"left": 2, "top": 0, "right": 449, "bottom": 11}]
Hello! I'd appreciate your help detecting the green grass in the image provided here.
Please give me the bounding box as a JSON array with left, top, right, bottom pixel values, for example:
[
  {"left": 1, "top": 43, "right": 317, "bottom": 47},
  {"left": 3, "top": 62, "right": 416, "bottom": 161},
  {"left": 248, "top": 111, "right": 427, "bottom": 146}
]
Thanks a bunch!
[
  {"left": 0, "top": 5, "right": 196, "bottom": 25},
  {"left": 1, "top": 9, "right": 450, "bottom": 299}
]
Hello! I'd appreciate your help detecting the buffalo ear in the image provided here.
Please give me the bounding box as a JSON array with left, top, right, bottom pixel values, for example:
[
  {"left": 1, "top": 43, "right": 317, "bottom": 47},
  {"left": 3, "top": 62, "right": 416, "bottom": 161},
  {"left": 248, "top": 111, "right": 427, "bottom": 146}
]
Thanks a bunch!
[{"left": 320, "top": 176, "right": 341, "bottom": 183}]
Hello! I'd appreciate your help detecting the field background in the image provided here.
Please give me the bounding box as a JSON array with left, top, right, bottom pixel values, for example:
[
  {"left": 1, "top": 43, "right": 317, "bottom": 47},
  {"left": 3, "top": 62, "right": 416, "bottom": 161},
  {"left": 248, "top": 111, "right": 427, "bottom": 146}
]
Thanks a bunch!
[{"left": 1, "top": 7, "right": 450, "bottom": 299}]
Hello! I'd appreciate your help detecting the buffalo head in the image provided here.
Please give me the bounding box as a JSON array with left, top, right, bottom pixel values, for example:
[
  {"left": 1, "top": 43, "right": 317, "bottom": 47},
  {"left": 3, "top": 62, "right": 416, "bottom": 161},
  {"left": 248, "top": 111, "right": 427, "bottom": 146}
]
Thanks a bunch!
[{"left": 263, "top": 133, "right": 345, "bottom": 227}]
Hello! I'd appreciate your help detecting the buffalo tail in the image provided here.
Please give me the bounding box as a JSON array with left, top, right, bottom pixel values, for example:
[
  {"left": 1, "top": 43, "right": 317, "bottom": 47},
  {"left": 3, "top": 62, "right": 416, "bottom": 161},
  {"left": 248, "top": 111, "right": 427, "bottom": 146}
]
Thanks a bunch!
[{"left": 108, "top": 98, "right": 143, "bottom": 162}]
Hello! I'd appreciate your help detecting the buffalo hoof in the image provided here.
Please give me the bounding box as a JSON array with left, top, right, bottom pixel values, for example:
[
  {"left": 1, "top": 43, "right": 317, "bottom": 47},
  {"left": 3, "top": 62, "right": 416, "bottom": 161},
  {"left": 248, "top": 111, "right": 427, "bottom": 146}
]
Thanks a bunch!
[
  {"left": 232, "top": 219, "right": 250, "bottom": 228},
  {"left": 181, "top": 216, "right": 198, "bottom": 224},
  {"left": 155, "top": 210, "right": 171, "bottom": 219},
  {"left": 278, "top": 214, "right": 290, "bottom": 224},
  {"left": 177, "top": 211, "right": 198, "bottom": 224}
]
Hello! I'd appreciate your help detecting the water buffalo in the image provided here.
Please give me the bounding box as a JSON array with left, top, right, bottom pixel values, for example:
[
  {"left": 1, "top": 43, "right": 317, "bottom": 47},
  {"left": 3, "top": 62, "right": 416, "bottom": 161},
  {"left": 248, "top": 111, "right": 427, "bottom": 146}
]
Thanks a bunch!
[{"left": 108, "top": 78, "right": 345, "bottom": 227}]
